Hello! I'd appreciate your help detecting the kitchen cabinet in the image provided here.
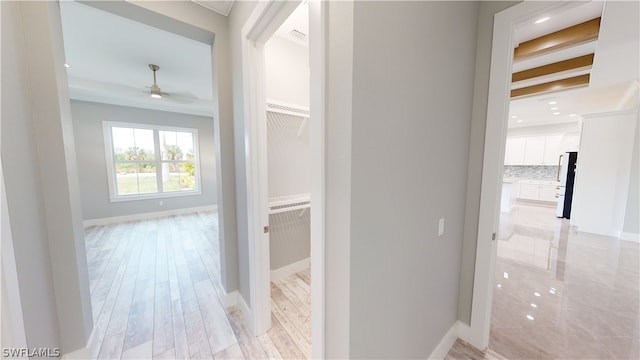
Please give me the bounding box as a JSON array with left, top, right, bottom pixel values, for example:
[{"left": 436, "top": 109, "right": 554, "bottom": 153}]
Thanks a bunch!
[
  {"left": 504, "top": 135, "right": 568, "bottom": 165},
  {"left": 518, "top": 183, "right": 540, "bottom": 200},
  {"left": 542, "top": 135, "right": 562, "bottom": 165},
  {"left": 539, "top": 185, "right": 559, "bottom": 202},
  {"left": 517, "top": 180, "right": 558, "bottom": 203},
  {"left": 505, "top": 137, "right": 526, "bottom": 165},
  {"left": 524, "top": 136, "right": 545, "bottom": 165}
]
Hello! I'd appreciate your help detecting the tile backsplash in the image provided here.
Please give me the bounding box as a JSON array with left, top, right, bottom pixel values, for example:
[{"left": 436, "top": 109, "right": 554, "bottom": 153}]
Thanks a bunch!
[{"left": 504, "top": 165, "right": 558, "bottom": 180}]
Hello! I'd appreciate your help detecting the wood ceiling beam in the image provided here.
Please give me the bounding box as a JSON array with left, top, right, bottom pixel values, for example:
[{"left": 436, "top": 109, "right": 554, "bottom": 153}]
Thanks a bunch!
[
  {"left": 514, "top": 18, "right": 601, "bottom": 61},
  {"left": 511, "top": 74, "right": 590, "bottom": 98},
  {"left": 512, "top": 53, "right": 594, "bottom": 83}
]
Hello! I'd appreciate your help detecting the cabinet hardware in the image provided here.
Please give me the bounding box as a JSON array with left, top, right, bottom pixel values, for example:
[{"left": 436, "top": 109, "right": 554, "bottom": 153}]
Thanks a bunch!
[{"left": 263, "top": 226, "right": 269, "bottom": 233}]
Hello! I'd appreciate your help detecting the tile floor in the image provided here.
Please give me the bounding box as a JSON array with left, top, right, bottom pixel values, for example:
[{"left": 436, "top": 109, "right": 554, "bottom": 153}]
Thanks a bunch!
[{"left": 490, "top": 203, "right": 639, "bottom": 359}]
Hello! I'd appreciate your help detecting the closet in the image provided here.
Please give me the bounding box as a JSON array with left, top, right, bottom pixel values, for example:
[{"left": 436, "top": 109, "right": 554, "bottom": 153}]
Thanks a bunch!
[{"left": 266, "top": 101, "right": 311, "bottom": 279}]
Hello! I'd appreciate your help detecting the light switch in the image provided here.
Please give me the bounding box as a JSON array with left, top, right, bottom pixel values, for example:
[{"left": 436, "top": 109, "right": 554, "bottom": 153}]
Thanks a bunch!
[{"left": 438, "top": 218, "right": 445, "bottom": 236}]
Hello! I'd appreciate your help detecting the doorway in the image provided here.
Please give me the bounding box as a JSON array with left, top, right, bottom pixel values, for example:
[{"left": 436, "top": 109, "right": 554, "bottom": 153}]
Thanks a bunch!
[
  {"left": 471, "top": 0, "right": 640, "bottom": 354},
  {"left": 240, "top": 0, "right": 325, "bottom": 358}
]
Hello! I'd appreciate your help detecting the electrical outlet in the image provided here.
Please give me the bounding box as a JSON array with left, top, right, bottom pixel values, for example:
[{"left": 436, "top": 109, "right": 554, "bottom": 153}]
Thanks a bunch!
[{"left": 438, "top": 218, "right": 445, "bottom": 236}]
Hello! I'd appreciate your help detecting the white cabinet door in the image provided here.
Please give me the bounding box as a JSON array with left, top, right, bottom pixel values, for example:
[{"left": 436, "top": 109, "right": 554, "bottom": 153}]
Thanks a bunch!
[
  {"left": 539, "top": 185, "right": 559, "bottom": 202},
  {"left": 524, "top": 136, "right": 546, "bottom": 165},
  {"left": 567, "top": 134, "right": 580, "bottom": 151},
  {"left": 519, "top": 184, "right": 539, "bottom": 200},
  {"left": 505, "top": 137, "right": 526, "bottom": 165},
  {"left": 543, "top": 135, "right": 562, "bottom": 165}
]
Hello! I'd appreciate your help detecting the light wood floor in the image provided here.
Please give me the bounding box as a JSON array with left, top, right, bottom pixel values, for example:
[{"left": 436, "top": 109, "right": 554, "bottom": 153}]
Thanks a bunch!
[{"left": 85, "top": 212, "right": 310, "bottom": 359}]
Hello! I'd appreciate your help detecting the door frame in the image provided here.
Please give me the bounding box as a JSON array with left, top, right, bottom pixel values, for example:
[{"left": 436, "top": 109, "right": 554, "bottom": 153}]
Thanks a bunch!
[
  {"left": 469, "top": 0, "right": 588, "bottom": 350},
  {"left": 241, "top": 1, "right": 325, "bottom": 357}
]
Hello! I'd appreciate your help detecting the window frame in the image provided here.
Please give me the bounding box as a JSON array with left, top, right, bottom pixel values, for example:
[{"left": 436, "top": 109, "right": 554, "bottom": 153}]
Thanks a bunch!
[{"left": 103, "top": 121, "right": 202, "bottom": 202}]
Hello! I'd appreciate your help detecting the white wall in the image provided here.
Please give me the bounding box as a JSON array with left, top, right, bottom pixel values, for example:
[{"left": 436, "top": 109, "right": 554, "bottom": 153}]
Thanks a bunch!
[
  {"left": 70, "top": 100, "right": 218, "bottom": 220},
  {"left": 572, "top": 110, "right": 638, "bottom": 237},
  {"left": 347, "top": 1, "right": 479, "bottom": 357},
  {"left": 265, "top": 36, "right": 310, "bottom": 107},
  {"left": 228, "top": 0, "right": 258, "bottom": 305},
  {"left": 1, "top": 1, "right": 92, "bottom": 353},
  {"left": 623, "top": 119, "right": 639, "bottom": 237}
]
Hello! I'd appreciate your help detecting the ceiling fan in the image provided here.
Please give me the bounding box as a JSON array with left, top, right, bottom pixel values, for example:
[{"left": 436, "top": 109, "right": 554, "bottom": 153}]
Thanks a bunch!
[{"left": 145, "top": 64, "right": 198, "bottom": 103}]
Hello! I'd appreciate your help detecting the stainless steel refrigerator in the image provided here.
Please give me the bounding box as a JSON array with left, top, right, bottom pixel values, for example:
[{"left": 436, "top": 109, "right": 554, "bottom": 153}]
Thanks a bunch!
[{"left": 556, "top": 151, "right": 578, "bottom": 219}]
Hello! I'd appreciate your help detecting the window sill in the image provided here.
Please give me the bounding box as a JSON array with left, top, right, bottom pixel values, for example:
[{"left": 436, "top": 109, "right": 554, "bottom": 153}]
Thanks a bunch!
[{"left": 109, "top": 190, "right": 202, "bottom": 203}]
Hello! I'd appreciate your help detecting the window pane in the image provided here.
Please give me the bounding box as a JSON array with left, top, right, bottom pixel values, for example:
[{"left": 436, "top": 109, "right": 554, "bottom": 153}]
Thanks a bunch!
[
  {"left": 115, "top": 162, "right": 157, "bottom": 196},
  {"left": 115, "top": 162, "right": 138, "bottom": 195},
  {"left": 162, "top": 162, "right": 195, "bottom": 192},
  {"left": 134, "top": 129, "right": 155, "bottom": 159},
  {"left": 160, "top": 130, "right": 193, "bottom": 161},
  {"left": 137, "top": 163, "right": 158, "bottom": 194},
  {"left": 112, "top": 127, "right": 134, "bottom": 160},
  {"left": 112, "top": 127, "right": 154, "bottom": 160}
]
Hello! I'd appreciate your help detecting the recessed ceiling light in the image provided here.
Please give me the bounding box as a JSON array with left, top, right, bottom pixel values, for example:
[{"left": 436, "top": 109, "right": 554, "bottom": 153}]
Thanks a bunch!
[
  {"left": 550, "top": 107, "right": 559, "bottom": 110},
  {"left": 569, "top": 114, "right": 577, "bottom": 117},
  {"left": 526, "top": 315, "right": 535, "bottom": 320},
  {"left": 531, "top": 303, "right": 538, "bottom": 308},
  {"left": 64, "top": 63, "right": 71, "bottom": 68},
  {"left": 535, "top": 17, "right": 550, "bottom": 24},
  {"left": 548, "top": 101, "right": 557, "bottom": 105},
  {"left": 534, "top": 292, "right": 541, "bottom": 297},
  {"left": 553, "top": 112, "right": 561, "bottom": 115},
  {"left": 517, "top": 120, "right": 523, "bottom": 123},
  {"left": 511, "top": 115, "right": 517, "bottom": 119}
]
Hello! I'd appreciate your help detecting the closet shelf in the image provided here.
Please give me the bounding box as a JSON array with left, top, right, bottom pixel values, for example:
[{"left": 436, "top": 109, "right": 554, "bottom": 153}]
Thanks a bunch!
[{"left": 268, "top": 193, "right": 310, "bottom": 214}]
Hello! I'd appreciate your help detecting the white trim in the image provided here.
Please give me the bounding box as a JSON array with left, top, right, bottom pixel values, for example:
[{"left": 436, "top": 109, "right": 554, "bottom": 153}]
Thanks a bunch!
[
  {"left": 621, "top": 232, "right": 640, "bottom": 243},
  {"left": 471, "top": 0, "right": 586, "bottom": 350},
  {"left": 236, "top": 293, "right": 254, "bottom": 335},
  {"left": 222, "top": 290, "right": 239, "bottom": 308},
  {"left": 427, "top": 321, "right": 464, "bottom": 360},
  {"left": 242, "top": 1, "right": 325, "bottom": 356},
  {"left": 82, "top": 205, "right": 217, "bottom": 227},
  {"left": 270, "top": 258, "right": 310, "bottom": 282},
  {"left": 61, "top": 326, "right": 99, "bottom": 360},
  {"left": 308, "top": 0, "right": 326, "bottom": 357},
  {"left": 458, "top": 321, "right": 471, "bottom": 343}
]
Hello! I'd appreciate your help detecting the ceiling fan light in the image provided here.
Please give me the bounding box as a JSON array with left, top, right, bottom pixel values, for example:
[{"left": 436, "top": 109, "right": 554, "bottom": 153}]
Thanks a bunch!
[{"left": 150, "top": 84, "right": 162, "bottom": 98}]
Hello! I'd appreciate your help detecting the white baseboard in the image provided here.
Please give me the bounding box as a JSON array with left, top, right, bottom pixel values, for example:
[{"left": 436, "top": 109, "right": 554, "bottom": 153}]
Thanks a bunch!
[
  {"left": 457, "top": 321, "right": 471, "bottom": 343},
  {"left": 428, "top": 320, "right": 464, "bottom": 360},
  {"left": 223, "top": 290, "right": 239, "bottom": 308},
  {"left": 270, "top": 258, "right": 310, "bottom": 282},
  {"left": 61, "top": 325, "right": 100, "bottom": 359},
  {"left": 621, "top": 232, "right": 640, "bottom": 243},
  {"left": 83, "top": 205, "right": 217, "bottom": 227},
  {"left": 236, "top": 293, "right": 254, "bottom": 335}
]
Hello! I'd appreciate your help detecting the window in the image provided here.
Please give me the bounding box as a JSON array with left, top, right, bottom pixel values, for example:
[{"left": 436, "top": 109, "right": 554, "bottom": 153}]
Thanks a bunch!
[{"left": 103, "top": 122, "right": 201, "bottom": 201}]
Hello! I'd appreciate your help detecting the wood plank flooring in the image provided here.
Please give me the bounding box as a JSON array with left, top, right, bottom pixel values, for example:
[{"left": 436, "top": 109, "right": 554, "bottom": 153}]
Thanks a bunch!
[{"left": 85, "top": 212, "right": 310, "bottom": 359}]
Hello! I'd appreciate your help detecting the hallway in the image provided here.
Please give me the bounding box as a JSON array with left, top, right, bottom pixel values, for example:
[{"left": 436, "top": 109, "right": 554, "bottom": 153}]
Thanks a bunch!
[
  {"left": 85, "top": 212, "right": 310, "bottom": 359},
  {"left": 490, "top": 204, "right": 640, "bottom": 359}
]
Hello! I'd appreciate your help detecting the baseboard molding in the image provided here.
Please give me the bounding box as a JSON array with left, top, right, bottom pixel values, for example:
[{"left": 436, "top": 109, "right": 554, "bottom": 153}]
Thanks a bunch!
[
  {"left": 457, "top": 321, "right": 471, "bottom": 343},
  {"left": 61, "top": 325, "right": 100, "bottom": 359},
  {"left": 236, "top": 293, "right": 254, "bottom": 335},
  {"left": 621, "top": 232, "right": 640, "bottom": 243},
  {"left": 223, "top": 290, "right": 239, "bottom": 308},
  {"left": 83, "top": 205, "right": 217, "bottom": 227},
  {"left": 428, "top": 320, "right": 464, "bottom": 360},
  {"left": 270, "top": 257, "right": 310, "bottom": 282}
]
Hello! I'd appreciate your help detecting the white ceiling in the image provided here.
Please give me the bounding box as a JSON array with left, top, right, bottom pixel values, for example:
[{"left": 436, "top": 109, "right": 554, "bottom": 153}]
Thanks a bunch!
[
  {"left": 60, "top": 1, "right": 215, "bottom": 116},
  {"left": 191, "top": 0, "right": 235, "bottom": 16},
  {"left": 273, "top": 2, "right": 309, "bottom": 48},
  {"left": 508, "top": 0, "right": 639, "bottom": 129}
]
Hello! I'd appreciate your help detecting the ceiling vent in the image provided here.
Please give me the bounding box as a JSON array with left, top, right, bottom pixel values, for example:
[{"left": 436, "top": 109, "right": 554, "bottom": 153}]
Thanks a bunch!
[{"left": 290, "top": 29, "right": 307, "bottom": 40}]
